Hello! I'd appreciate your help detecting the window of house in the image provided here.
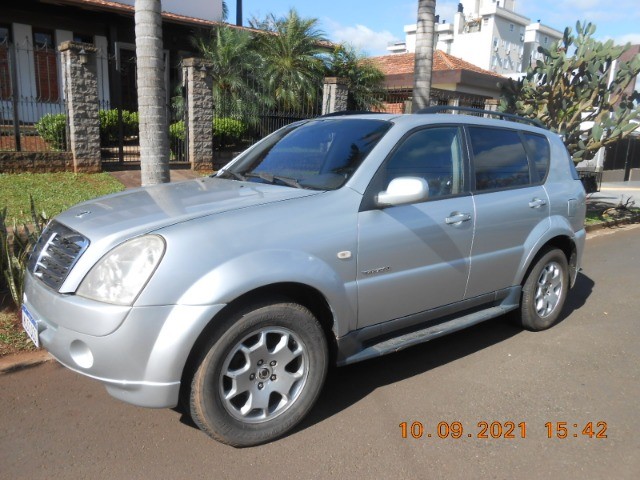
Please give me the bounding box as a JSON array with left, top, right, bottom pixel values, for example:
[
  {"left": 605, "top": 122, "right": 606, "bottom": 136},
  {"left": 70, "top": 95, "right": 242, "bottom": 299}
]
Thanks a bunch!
[
  {"left": 493, "top": 37, "right": 498, "bottom": 48},
  {"left": 469, "top": 127, "right": 530, "bottom": 191},
  {"left": 0, "top": 26, "right": 10, "bottom": 45},
  {"left": 483, "top": 18, "right": 489, "bottom": 26},
  {"left": 33, "top": 29, "right": 59, "bottom": 102},
  {"left": 0, "top": 25, "right": 11, "bottom": 100},
  {"left": 509, "top": 23, "right": 514, "bottom": 32},
  {"left": 544, "top": 36, "right": 549, "bottom": 45},
  {"left": 73, "top": 33, "right": 93, "bottom": 44}
]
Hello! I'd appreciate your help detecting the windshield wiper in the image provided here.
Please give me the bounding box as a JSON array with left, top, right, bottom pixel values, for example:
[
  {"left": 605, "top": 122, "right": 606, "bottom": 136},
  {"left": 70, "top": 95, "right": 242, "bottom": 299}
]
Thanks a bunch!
[
  {"left": 218, "top": 170, "right": 246, "bottom": 181},
  {"left": 245, "top": 172, "right": 303, "bottom": 189}
]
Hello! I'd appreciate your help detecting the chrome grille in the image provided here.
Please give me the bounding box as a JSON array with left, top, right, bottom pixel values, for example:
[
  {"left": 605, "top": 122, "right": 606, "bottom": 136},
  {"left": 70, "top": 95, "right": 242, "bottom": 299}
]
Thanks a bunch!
[{"left": 28, "top": 222, "right": 90, "bottom": 291}]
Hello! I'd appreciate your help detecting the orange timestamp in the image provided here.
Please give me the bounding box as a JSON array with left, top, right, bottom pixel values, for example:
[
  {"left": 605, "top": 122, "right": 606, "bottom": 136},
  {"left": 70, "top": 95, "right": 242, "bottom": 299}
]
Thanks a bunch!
[{"left": 399, "top": 421, "right": 608, "bottom": 439}]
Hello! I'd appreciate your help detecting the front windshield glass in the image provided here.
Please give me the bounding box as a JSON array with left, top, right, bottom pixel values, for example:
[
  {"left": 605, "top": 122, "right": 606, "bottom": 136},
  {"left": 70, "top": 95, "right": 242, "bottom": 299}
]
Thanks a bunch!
[{"left": 222, "top": 118, "right": 391, "bottom": 190}]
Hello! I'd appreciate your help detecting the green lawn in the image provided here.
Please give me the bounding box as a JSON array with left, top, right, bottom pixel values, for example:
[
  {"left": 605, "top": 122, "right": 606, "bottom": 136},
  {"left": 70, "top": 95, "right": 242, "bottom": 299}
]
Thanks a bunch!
[{"left": 0, "top": 172, "right": 125, "bottom": 224}]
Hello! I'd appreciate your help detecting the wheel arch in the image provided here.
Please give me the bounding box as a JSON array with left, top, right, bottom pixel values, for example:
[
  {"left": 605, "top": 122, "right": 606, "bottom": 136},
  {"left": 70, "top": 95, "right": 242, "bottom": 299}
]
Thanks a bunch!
[
  {"left": 178, "top": 282, "right": 338, "bottom": 408},
  {"left": 519, "top": 234, "right": 578, "bottom": 288}
]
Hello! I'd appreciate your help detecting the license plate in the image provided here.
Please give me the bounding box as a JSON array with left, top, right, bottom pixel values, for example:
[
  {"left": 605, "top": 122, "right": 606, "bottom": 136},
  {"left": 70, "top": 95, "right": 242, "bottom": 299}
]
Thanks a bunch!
[{"left": 21, "top": 305, "right": 39, "bottom": 348}]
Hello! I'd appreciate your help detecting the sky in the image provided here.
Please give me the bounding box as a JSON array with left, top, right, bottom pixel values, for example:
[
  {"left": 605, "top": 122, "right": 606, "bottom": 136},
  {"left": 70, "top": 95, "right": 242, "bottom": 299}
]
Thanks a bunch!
[{"left": 228, "top": 0, "right": 640, "bottom": 57}]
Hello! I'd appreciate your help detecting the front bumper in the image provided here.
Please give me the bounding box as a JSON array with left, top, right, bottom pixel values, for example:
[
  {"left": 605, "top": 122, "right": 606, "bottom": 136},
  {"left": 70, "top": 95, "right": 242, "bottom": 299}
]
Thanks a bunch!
[{"left": 23, "top": 271, "right": 225, "bottom": 408}]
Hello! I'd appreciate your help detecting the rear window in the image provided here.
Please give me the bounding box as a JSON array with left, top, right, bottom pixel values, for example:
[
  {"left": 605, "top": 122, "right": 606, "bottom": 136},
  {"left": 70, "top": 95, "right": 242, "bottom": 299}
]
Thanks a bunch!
[{"left": 469, "top": 127, "right": 530, "bottom": 191}]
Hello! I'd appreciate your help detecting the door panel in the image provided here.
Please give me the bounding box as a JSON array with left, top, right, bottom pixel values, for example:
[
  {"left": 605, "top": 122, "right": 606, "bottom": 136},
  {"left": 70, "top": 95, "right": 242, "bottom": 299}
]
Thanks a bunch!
[
  {"left": 357, "top": 197, "right": 475, "bottom": 328},
  {"left": 356, "top": 126, "right": 473, "bottom": 329}
]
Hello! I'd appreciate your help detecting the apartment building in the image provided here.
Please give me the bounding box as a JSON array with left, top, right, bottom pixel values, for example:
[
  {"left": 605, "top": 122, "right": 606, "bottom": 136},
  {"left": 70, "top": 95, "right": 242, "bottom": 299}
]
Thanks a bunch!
[{"left": 387, "top": 0, "right": 563, "bottom": 76}]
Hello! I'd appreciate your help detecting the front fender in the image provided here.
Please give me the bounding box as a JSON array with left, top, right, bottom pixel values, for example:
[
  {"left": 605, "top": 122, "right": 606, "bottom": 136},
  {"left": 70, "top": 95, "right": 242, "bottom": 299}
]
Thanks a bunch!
[{"left": 176, "top": 249, "right": 358, "bottom": 337}]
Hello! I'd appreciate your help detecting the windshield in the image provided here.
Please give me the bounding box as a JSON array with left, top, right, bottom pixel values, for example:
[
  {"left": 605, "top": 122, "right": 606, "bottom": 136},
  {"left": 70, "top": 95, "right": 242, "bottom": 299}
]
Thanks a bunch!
[{"left": 220, "top": 118, "right": 391, "bottom": 190}]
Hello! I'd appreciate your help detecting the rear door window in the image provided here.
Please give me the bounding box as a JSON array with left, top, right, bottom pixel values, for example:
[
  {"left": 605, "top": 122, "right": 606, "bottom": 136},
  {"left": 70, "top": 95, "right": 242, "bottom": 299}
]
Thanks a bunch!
[{"left": 468, "top": 127, "right": 530, "bottom": 191}]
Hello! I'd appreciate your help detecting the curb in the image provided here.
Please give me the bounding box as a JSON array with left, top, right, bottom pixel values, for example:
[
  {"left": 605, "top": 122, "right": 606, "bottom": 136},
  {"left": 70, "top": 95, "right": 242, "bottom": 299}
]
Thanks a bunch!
[
  {"left": 585, "top": 213, "right": 640, "bottom": 233},
  {"left": 0, "top": 350, "right": 54, "bottom": 374}
]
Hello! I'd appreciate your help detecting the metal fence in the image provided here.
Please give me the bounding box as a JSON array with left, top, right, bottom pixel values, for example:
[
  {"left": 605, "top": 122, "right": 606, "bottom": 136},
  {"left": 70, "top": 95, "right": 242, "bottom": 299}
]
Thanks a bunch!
[
  {"left": 0, "top": 40, "right": 66, "bottom": 152},
  {"left": 0, "top": 39, "right": 497, "bottom": 168},
  {"left": 205, "top": 73, "right": 322, "bottom": 154}
]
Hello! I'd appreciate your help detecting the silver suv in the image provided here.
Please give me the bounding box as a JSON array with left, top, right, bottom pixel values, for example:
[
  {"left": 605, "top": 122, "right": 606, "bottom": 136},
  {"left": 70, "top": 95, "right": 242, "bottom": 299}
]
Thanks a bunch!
[{"left": 23, "top": 109, "right": 586, "bottom": 447}]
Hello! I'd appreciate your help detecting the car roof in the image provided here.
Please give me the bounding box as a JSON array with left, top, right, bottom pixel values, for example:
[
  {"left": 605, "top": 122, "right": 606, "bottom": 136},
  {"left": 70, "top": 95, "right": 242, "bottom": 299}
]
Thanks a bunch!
[{"left": 318, "top": 111, "right": 550, "bottom": 136}]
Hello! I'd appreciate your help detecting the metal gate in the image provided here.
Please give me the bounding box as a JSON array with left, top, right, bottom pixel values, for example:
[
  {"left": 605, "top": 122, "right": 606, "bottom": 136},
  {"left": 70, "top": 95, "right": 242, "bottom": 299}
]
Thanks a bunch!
[{"left": 0, "top": 38, "right": 66, "bottom": 152}]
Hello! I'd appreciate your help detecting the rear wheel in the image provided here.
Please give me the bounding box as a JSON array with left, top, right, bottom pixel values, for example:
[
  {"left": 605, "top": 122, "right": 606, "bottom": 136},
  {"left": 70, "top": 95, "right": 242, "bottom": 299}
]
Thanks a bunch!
[
  {"left": 519, "top": 248, "right": 569, "bottom": 331},
  {"left": 190, "top": 300, "right": 328, "bottom": 447}
]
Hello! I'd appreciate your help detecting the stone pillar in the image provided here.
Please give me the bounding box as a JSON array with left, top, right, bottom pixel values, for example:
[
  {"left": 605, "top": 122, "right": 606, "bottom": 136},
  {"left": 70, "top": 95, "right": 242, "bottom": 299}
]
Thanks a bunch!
[
  {"left": 59, "top": 41, "right": 101, "bottom": 173},
  {"left": 183, "top": 58, "right": 214, "bottom": 171},
  {"left": 322, "top": 77, "right": 349, "bottom": 115}
]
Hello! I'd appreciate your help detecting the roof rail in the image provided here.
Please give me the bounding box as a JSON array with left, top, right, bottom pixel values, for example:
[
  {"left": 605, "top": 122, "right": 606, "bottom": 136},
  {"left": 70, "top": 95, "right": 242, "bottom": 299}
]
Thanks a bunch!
[{"left": 416, "top": 106, "right": 546, "bottom": 129}]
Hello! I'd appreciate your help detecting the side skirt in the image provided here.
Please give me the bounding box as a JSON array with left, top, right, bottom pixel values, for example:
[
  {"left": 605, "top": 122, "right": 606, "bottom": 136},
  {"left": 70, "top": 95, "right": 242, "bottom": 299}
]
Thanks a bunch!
[{"left": 336, "top": 286, "right": 521, "bottom": 366}]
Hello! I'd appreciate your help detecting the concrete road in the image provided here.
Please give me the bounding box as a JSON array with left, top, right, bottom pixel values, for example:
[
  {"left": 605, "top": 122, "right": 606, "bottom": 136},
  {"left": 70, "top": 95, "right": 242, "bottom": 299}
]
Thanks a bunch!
[{"left": 2, "top": 225, "right": 639, "bottom": 480}]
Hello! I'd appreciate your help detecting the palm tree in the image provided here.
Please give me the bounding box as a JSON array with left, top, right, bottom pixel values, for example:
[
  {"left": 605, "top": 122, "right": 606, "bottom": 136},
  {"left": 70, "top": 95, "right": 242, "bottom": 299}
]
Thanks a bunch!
[
  {"left": 250, "top": 9, "right": 327, "bottom": 111},
  {"left": 326, "top": 44, "right": 385, "bottom": 111},
  {"left": 193, "top": 25, "right": 262, "bottom": 120},
  {"left": 413, "top": 0, "right": 436, "bottom": 111},
  {"left": 135, "top": 0, "right": 169, "bottom": 185}
]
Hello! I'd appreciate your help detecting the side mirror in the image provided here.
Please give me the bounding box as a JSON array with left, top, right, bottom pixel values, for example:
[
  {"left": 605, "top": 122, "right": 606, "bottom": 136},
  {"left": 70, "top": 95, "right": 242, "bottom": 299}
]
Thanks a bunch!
[{"left": 376, "top": 177, "right": 429, "bottom": 207}]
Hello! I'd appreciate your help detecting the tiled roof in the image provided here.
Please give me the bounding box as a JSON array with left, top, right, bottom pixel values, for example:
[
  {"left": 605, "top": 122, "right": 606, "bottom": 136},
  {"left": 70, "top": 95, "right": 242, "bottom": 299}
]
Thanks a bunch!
[
  {"left": 49, "top": 0, "right": 332, "bottom": 45},
  {"left": 369, "top": 51, "right": 504, "bottom": 78},
  {"left": 50, "top": 0, "right": 226, "bottom": 27}
]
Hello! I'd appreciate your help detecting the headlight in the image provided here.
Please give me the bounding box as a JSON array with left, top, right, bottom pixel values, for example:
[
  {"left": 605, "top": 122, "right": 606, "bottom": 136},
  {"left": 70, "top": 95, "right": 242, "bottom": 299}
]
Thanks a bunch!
[{"left": 77, "top": 235, "right": 165, "bottom": 305}]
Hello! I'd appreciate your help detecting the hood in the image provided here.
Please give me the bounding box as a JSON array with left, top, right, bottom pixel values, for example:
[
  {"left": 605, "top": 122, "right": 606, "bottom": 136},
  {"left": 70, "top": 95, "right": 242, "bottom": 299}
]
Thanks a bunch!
[{"left": 56, "top": 177, "right": 320, "bottom": 241}]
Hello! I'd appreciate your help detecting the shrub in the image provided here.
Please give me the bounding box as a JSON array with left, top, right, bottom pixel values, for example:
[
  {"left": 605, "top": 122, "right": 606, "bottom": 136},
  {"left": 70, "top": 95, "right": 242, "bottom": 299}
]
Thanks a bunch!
[
  {"left": 0, "top": 197, "right": 48, "bottom": 309},
  {"left": 35, "top": 113, "right": 67, "bottom": 151},
  {"left": 213, "top": 117, "right": 247, "bottom": 148},
  {"left": 99, "top": 109, "right": 139, "bottom": 142}
]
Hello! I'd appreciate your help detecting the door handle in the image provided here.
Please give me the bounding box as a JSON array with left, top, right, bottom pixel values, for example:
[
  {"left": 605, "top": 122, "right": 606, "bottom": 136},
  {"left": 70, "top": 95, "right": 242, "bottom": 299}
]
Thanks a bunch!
[
  {"left": 529, "top": 198, "right": 547, "bottom": 209},
  {"left": 445, "top": 212, "right": 472, "bottom": 225}
]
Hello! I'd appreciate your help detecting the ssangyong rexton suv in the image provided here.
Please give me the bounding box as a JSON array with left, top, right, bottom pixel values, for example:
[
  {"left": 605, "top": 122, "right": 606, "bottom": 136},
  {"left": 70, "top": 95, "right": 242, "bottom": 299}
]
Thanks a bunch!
[{"left": 23, "top": 108, "right": 586, "bottom": 446}]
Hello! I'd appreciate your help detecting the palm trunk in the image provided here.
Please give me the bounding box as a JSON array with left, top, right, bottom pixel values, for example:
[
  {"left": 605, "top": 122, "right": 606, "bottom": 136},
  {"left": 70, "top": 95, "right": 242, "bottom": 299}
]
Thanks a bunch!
[
  {"left": 135, "top": 0, "right": 170, "bottom": 185},
  {"left": 412, "top": 0, "right": 436, "bottom": 112}
]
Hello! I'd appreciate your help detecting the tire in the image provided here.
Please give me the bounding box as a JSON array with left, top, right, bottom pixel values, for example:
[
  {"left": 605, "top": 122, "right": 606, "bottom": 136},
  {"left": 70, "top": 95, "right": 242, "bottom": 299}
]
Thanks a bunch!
[
  {"left": 190, "top": 299, "right": 328, "bottom": 447},
  {"left": 519, "top": 248, "right": 569, "bottom": 331}
]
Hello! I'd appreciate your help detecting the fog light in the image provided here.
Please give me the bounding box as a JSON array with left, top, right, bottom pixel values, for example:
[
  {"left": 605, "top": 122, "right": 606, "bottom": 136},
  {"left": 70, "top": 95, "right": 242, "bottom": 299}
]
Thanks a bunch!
[{"left": 70, "top": 340, "right": 94, "bottom": 369}]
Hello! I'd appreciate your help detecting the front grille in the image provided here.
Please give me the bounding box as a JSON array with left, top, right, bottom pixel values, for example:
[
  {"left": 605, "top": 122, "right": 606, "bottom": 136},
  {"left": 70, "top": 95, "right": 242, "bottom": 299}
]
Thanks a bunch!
[{"left": 28, "top": 221, "right": 90, "bottom": 291}]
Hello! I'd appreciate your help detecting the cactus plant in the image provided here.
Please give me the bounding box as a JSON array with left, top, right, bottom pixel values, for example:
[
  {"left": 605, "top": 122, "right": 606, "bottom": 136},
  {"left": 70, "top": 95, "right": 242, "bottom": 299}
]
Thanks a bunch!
[{"left": 500, "top": 21, "right": 640, "bottom": 162}]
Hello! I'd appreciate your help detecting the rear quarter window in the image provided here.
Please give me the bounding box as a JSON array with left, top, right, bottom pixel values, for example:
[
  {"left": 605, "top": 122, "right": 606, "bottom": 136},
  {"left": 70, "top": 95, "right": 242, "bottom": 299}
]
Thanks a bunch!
[{"left": 522, "top": 133, "right": 550, "bottom": 182}]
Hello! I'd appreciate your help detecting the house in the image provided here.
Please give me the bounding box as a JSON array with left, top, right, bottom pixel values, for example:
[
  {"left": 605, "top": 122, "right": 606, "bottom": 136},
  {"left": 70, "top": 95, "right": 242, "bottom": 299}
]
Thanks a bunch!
[
  {"left": 1, "top": 0, "right": 231, "bottom": 122},
  {"left": 387, "top": 0, "right": 563, "bottom": 76},
  {"left": 368, "top": 49, "right": 505, "bottom": 113}
]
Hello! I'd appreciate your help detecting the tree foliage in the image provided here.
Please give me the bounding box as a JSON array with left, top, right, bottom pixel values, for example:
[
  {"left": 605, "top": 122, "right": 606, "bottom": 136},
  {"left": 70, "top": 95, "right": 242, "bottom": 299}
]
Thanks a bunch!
[
  {"left": 192, "top": 9, "right": 386, "bottom": 114},
  {"left": 324, "top": 44, "right": 385, "bottom": 111},
  {"left": 500, "top": 21, "right": 640, "bottom": 162},
  {"left": 249, "top": 9, "right": 326, "bottom": 110}
]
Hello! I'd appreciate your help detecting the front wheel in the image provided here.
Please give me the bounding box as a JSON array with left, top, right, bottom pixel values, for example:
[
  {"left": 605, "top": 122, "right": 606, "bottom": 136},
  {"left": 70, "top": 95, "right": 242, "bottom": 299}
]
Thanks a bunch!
[
  {"left": 190, "top": 300, "right": 328, "bottom": 447},
  {"left": 519, "top": 248, "right": 569, "bottom": 331}
]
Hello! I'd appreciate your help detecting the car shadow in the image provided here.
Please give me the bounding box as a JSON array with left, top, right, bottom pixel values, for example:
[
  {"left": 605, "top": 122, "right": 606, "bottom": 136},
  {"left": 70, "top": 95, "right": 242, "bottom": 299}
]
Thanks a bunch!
[
  {"left": 554, "top": 271, "right": 594, "bottom": 326},
  {"left": 296, "top": 271, "right": 595, "bottom": 433}
]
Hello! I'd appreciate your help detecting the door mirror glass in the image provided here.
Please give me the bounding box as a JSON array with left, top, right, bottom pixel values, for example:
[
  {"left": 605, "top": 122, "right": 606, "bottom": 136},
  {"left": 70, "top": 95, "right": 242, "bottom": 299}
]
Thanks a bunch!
[{"left": 376, "top": 177, "right": 429, "bottom": 207}]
